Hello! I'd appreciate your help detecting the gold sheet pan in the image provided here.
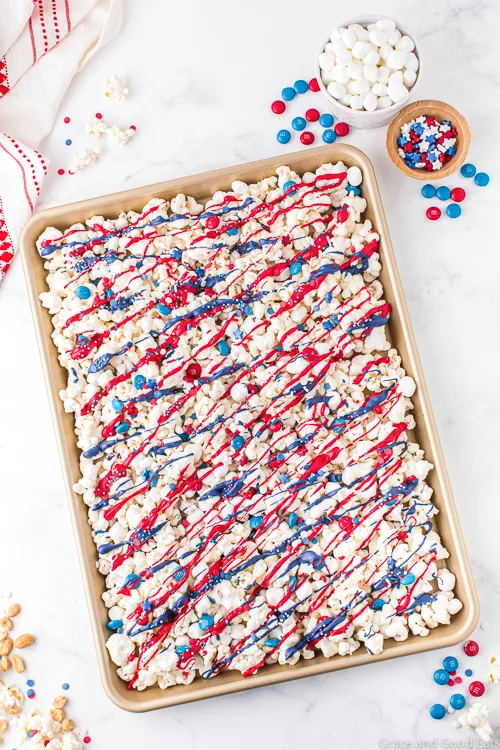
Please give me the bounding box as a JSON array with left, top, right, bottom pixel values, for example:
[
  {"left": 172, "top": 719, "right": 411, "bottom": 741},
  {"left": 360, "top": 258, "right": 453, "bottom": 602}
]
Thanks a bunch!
[{"left": 20, "top": 145, "right": 479, "bottom": 712}]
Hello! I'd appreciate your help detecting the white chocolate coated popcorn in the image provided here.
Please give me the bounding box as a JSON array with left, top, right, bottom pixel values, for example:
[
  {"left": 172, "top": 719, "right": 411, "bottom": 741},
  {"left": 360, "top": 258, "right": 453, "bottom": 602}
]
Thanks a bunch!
[
  {"left": 456, "top": 702, "right": 494, "bottom": 741},
  {"left": 104, "top": 74, "right": 129, "bottom": 102},
  {"left": 37, "top": 162, "right": 459, "bottom": 691}
]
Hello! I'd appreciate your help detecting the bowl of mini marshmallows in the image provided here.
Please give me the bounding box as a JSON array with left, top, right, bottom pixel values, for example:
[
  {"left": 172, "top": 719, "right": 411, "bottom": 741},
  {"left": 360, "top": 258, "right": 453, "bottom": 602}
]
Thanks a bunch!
[{"left": 316, "top": 16, "right": 421, "bottom": 128}]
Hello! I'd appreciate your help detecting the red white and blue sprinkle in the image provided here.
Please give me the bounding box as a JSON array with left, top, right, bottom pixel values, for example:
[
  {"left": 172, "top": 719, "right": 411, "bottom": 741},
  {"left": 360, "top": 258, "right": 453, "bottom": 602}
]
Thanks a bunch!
[{"left": 398, "top": 115, "right": 457, "bottom": 171}]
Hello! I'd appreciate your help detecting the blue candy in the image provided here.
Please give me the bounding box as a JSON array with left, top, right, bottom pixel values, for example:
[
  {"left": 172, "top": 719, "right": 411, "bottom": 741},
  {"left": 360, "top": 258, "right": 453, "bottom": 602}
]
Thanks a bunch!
[
  {"left": 231, "top": 435, "right": 245, "bottom": 450},
  {"left": 107, "top": 619, "right": 123, "bottom": 630},
  {"left": 175, "top": 645, "right": 190, "bottom": 655},
  {"left": 371, "top": 599, "right": 384, "bottom": 610},
  {"left": 199, "top": 614, "right": 214, "bottom": 631},
  {"left": 115, "top": 422, "right": 130, "bottom": 434},
  {"left": 134, "top": 374, "right": 146, "bottom": 389},
  {"left": 250, "top": 516, "right": 263, "bottom": 529},
  {"left": 461, "top": 163, "right": 477, "bottom": 178},
  {"left": 465, "top": 669, "right": 473, "bottom": 677},
  {"left": 290, "top": 261, "right": 302, "bottom": 275},
  {"left": 112, "top": 397, "right": 123, "bottom": 412},
  {"left": 421, "top": 184, "right": 436, "bottom": 199},
  {"left": 266, "top": 638, "right": 280, "bottom": 648},
  {"left": 282, "top": 87, "right": 296, "bottom": 101},
  {"left": 124, "top": 573, "right": 141, "bottom": 588},
  {"left": 292, "top": 116, "right": 306, "bottom": 131},
  {"left": 436, "top": 186, "right": 451, "bottom": 201},
  {"left": 174, "top": 567, "right": 185, "bottom": 581},
  {"left": 62, "top": 683, "right": 70, "bottom": 690},
  {"left": 227, "top": 226, "right": 238, "bottom": 235},
  {"left": 27, "top": 680, "right": 35, "bottom": 687},
  {"left": 322, "top": 129, "right": 337, "bottom": 144},
  {"left": 434, "top": 669, "right": 450, "bottom": 685},
  {"left": 446, "top": 203, "right": 461, "bottom": 219},
  {"left": 319, "top": 113, "right": 334, "bottom": 128},
  {"left": 288, "top": 512, "right": 298, "bottom": 527},
  {"left": 450, "top": 694, "right": 466, "bottom": 710},
  {"left": 401, "top": 572, "right": 416, "bottom": 585},
  {"left": 277, "top": 129, "right": 291, "bottom": 144},
  {"left": 218, "top": 340, "right": 230, "bottom": 356},
  {"left": 346, "top": 185, "right": 360, "bottom": 195},
  {"left": 65, "top": 139, "right": 72, "bottom": 146},
  {"left": 430, "top": 704, "right": 446, "bottom": 720},
  {"left": 157, "top": 302, "right": 171, "bottom": 315},
  {"left": 474, "top": 172, "right": 490, "bottom": 187},
  {"left": 443, "top": 655, "right": 459, "bottom": 672},
  {"left": 76, "top": 285, "right": 91, "bottom": 299},
  {"left": 294, "top": 79, "right": 308, "bottom": 94},
  {"left": 27, "top": 688, "right": 35, "bottom": 697},
  {"left": 283, "top": 180, "right": 297, "bottom": 193}
]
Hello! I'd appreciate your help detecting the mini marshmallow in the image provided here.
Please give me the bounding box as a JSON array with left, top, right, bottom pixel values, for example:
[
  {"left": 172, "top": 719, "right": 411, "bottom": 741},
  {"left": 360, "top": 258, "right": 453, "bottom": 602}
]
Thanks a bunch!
[
  {"left": 375, "top": 18, "right": 396, "bottom": 32},
  {"left": 363, "top": 94, "right": 377, "bottom": 112},
  {"left": 327, "top": 82, "right": 346, "bottom": 99},
  {"left": 388, "top": 82, "right": 409, "bottom": 102},
  {"left": 363, "top": 65, "right": 378, "bottom": 83},
  {"left": 342, "top": 29, "right": 357, "bottom": 49},
  {"left": 403, "top": 69, "right": 417, "bottom": 87},
  {"left": 362, "top": 49, "right": 380, "bottom": 67},
  {"left": 351, "top": 40, "right": 371, "bottom": 59},
  {"left": 319, "top": 52, "right": 335, "bottom": 71},
  {"left": 387, "top": 50, "right": 408, "bottom": 70},
  {"left": 396, "top": 35, "right": 415, "bottom": 53},
  {"left": 368, "top": 30, "right": 387, "bottom": 47}
]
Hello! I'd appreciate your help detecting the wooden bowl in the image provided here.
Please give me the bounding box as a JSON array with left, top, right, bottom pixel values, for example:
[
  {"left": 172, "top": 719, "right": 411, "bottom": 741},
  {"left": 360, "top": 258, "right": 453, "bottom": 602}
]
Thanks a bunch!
[{"left": 386, "top": 100, "right": 471, "bottom": 180}]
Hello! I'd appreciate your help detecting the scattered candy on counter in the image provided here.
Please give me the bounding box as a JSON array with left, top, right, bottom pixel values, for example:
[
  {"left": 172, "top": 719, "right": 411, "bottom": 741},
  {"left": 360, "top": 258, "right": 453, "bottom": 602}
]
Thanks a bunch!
[
  {"left": 63, "top": 116, "right": 70, "bottom": 124},
  {"left": 465, "top": 669, "right": 473, "bottom": 677},
  {"left": 446, "top": 203, "right": 461, "bottom": 218},
  {"left": 65, "top": 139, "right": 72, "bottom": 146},
  {"left": 469, "top": 680, "right": 485, "bottom": 697},
  {"left": 69, "top": 148, "right": 101, "bottom": 174},
  {"left": 319, "top": 18, "right": 419, "bottom": 111},
  {"left": 436, "top": 185, "right": 451, "bottom": 201},
  {"left": 398, "top": 114, "right": 457, "bottom": 171},
  {"left": 430, "top": 703, "right": 447, "bottom": 720},
  {"left": 272, "top": 75, "right": 350, "bottom": 146},
  {"left": 104, "top": 73, "right": 129, "bottom": 102},
  {"left": 426, "top": 206, "right": 441, "bottom": 221},
  {"left": 450, "top": 186, "right": 465, "bottom": 202},
  {"left": 474, "top": 171, "right": 489, "bottom": 186},
  {"left": 421, "top": 184, "right": 435, "bottom": 198}
]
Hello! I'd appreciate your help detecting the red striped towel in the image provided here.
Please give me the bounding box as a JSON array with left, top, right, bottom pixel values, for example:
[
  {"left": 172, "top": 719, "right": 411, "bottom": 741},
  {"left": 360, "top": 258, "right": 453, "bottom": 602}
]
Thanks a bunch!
[{"left": 0, "top": 0, "right": 121, "bottom": 282}]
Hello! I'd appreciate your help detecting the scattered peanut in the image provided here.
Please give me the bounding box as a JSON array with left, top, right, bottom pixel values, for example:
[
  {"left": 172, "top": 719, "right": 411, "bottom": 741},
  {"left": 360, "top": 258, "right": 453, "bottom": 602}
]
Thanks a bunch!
[
  {"left": 0, "top": 638, "right": 12, "bottom": 657},
  {"left": 61, "top": 718, "right": 75, "bottom": 732},
  {"left": 0, "top": 618, "right": 12, "bottom": 632},
  {"left": 7, "top": 603, "right": 21, "bottom": 617},
  {"left": 0, "top": 656, "right": 10, "bottom": 672},
  {"left": 11, "top": 654, "right": 24, "bottom": 674},
  {"left": 50, "top": 708, "right": 65, "bottom": 722},
  {"left": 6, "top": 706, "right": 21, "bottom": 716},
  {"left": 53, "top": 696, "right": 67, "bottom": 709},
  {"left": 0, "top": 719, "right": 7, "bottom": 733},
  {"left": 13, "top": 634, "right": 34, "bottom": 649}
]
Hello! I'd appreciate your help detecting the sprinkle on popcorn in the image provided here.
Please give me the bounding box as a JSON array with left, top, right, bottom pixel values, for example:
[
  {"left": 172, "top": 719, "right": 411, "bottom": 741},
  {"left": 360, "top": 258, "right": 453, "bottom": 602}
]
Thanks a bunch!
[{"left": 36, "top": 162, "right": 462, "bottom": 691}]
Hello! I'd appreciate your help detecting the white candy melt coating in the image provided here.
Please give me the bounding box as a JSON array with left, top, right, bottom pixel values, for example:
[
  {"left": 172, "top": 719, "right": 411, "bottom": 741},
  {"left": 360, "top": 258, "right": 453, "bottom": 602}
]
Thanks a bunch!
[
  {"left": 320, "top": 18, "right": 417, "bottom": 111},
  {"left": 457, "top": 704, "right": 494, "bottom": 742}
]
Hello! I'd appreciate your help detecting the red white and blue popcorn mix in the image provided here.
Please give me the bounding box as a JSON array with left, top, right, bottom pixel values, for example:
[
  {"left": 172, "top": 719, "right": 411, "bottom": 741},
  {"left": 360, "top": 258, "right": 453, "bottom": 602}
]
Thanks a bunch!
[{"left": 398, "top": 114, "right": 457, "bottom": 171}]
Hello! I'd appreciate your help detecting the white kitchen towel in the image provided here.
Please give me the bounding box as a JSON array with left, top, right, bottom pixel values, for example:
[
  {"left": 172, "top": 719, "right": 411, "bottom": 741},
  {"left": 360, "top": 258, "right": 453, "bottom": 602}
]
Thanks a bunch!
[{"left": 0, "top": 0, "right": 122, "bottom": 282}]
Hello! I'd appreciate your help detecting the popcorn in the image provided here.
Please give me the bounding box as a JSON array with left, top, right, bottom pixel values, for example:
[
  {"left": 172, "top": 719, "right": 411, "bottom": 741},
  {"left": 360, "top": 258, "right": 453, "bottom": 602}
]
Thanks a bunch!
[
  {"left": 487, "top": 655, "right": 500, "bottom": 684},
  {"left": 456, "top": 702, "right": 494, "bottom": 742},
  {"left": 36, "top": 163, "right": 460, "bottom": 691},
  {"left": 70, "top": 148, "right": 100, "bottom": 172},
  {"left": 104, "top": 74, "right": 129, "bottom": 102}
]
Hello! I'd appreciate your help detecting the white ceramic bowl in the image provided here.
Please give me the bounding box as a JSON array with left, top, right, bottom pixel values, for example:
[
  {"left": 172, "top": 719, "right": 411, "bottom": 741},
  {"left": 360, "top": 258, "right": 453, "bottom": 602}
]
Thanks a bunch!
[{"left": 316, "top": 15, "right": 421, "bottom": 129}]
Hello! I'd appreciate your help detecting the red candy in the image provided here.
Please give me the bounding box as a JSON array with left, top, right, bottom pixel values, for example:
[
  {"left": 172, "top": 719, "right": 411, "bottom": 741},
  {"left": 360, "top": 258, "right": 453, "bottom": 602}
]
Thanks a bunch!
[
  {"left": 305, "top": 108, "right": 320, "bottom": 122},
  {"left": 95, "top": 112, "right": 103, "bottom": 119},
  {"left": 57, "top": 168, "right": 65, "bottom": 176},
  {"left": 337, "top": 209, "right": 349, "bottom": 223},
  {"left": 451, "top": 187, "right": 466, "bottom": 202},
  {"left": 339, "top": 516, "right": 353, "bottom": 532},
  {"left": 464, "top": 640, "right": 480, "bottom": 657},
  {"left": 334, "top": 122, "right": 349, "bottom": 137},
  {"left": 469, "top": 680, "right": 485, "bottom": 697},
  {"left": 83, "top": 737, "right": 91, "bottom": 744},
  {"left": 426, "top": 206, "right": 441, "bottom": 221},
  {"left": 455, "top": 676, "right": 462, "bottom": 684},
  {"left": 271, "top": 100, "right": 286, "bottom": 115},
  {"left": 300, "top": 131, "right": 315, "bottom": 145},
  {"left": 308, "top": 78, "right": 320, "bottom": 92},
  {"left": 447, "top": 679, "right": 455, "bottom": 686},
  {"left": 63, "top": 116, "right": 70, "bottom": 123},
  {"left": 205, "top": 215, "right": 220, "bottom": 229},
  {"left": 185, "top": 363, "right": 202, "bottom": 381}
]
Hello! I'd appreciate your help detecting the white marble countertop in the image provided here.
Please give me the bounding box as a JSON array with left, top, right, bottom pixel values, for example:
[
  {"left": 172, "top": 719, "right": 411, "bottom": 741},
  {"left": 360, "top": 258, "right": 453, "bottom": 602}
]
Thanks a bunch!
[{"left": 1, "top": 0, "right": 499, "bottom": 747}]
